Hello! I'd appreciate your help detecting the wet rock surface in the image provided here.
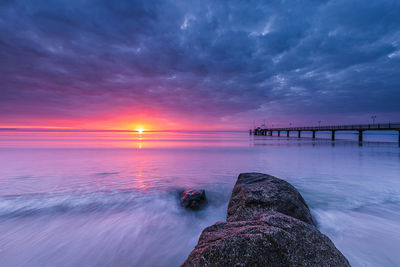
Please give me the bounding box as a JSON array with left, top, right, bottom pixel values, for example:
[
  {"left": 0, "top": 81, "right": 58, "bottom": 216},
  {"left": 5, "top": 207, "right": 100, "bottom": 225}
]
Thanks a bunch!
[
  {"left": 227, "top": 172, "right": 315, "bottom": 225},
  {"left": 180, "top": 189, "right": 207, "bottom": 210},
  {"left": 181, "top": 173, "right": 350, "bottom": 267},
  {"left": 182, "top": 212, "right": 350, "bottom": 267}
]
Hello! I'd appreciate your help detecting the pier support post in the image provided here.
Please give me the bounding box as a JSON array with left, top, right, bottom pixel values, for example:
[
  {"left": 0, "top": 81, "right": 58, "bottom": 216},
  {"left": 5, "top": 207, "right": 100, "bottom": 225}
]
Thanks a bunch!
[
  {"left": 312, "top": 131, "right": 316, "bottom": 139},
  {"left": 287, "top": 131, "right": 290, "bottom": 137},
  {"left": 270, "top": 130, "right": 273, "bottom": 136},
  {"left": 249, "top": 129, "right": 252, "bottom": 135},
  {"left": 398, "top": 130, "right": 400, "bottom": 147},
  {"left": 298, "top": 131, "right": 301, "bottom": 138},
  {"left": 278, "top": 131, "right": 280, "bottom": 137},
  {"left": 358, "top": 130, "right": 363, "bottom": 144},
  {"left": 331, "top": 131, "right": 335, "bottom": 141}
]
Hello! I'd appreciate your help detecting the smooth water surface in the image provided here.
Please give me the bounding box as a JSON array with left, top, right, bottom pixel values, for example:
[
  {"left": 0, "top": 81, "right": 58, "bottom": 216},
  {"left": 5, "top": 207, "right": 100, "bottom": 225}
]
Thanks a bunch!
[{"left": 0, "top": 131, "right": 399, "bottom": 266}]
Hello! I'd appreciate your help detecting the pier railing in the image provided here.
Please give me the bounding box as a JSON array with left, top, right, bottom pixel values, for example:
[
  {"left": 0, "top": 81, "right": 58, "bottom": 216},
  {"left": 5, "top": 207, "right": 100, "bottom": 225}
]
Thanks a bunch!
[{"left": 265, "top": 122, "right": 400, "bottom": 131}]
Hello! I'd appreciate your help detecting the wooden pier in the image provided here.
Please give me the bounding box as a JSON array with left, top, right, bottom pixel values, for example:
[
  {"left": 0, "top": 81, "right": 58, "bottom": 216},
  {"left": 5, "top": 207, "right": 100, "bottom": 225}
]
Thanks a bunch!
[{"left": 250, "top": 122, "right": 400, "bottom": 146}]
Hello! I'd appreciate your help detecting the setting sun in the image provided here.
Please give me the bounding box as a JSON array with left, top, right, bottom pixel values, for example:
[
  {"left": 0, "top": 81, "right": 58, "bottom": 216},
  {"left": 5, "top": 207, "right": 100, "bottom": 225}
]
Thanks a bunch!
[{"left": 136, "top": 128, "right": 145, "bottom": 134}]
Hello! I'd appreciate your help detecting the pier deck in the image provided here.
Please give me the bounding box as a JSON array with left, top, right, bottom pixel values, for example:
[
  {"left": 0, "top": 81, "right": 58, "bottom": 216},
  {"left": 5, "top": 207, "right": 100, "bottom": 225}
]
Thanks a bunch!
[{"left": 250, "top": 122, "right": 400, "bottom": 146}]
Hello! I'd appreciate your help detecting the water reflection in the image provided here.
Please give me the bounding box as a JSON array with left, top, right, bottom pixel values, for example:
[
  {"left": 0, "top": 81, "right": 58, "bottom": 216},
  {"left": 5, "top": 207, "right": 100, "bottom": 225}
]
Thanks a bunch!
[{"left": 0, "top": 131, "right": 399, "bottom": 266}]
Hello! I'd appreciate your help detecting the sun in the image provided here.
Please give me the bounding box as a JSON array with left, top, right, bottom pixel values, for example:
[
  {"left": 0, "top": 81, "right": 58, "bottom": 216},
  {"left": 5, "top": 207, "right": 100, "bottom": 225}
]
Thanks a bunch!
[{"left": 135, "top": 128, "right": 145, "bottom": 134}]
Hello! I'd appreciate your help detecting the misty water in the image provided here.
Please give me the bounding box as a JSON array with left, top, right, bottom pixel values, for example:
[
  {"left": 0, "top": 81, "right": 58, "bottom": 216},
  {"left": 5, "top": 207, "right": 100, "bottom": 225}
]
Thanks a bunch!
[{"left": 0, "top": 131, "right": 399, "bottom": 266}]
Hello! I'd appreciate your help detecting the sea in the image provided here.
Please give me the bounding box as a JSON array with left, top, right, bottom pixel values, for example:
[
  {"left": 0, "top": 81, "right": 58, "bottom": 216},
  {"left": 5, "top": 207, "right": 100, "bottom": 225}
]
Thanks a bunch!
[{"left": 0, "top": 130, "right": 399, "bottom": 266}]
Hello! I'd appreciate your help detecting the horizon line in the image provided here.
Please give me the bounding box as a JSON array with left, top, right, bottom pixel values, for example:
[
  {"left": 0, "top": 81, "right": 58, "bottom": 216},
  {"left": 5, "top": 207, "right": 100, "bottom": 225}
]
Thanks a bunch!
[{"left": 0, "top": 128, "right": 247, "bottom": 133}]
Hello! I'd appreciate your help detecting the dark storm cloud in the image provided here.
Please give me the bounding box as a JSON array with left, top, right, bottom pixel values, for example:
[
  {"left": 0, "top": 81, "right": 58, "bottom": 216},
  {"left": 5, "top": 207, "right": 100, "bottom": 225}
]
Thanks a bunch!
[{"left": 1, "top": 0, "right": 400, "bottom": 126}]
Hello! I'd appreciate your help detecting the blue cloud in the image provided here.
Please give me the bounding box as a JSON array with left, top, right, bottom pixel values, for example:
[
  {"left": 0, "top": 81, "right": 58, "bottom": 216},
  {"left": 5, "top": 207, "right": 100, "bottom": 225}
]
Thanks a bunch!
[{"left": 0, "top": 0, "right": 399, "bottom": 125}]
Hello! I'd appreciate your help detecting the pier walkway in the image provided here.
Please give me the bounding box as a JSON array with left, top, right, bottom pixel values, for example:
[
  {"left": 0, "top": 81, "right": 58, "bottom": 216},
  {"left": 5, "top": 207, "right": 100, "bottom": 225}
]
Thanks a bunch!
[{"left": 250, "top": 122, "right": 400, "bottom": 146}]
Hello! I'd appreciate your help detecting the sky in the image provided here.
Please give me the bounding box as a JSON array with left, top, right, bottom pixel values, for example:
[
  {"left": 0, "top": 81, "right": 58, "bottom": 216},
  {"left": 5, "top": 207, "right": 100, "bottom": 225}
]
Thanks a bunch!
[{"left": 1, "top": 0, "right": 400, "bottom": 130}]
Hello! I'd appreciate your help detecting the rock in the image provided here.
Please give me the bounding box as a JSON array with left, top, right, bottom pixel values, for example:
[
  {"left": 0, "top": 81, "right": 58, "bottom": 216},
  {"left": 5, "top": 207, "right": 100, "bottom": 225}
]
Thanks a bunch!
[
  {"left": 227, "top": 172, "right": 315, "bottom": 225},
  {"left": 181, "top": 173, "right": 350, "bottom": 266},
  {"left": 180, "top": 189, "right": 207, "bottom": 210},
  {"left": 181, "top": 211, "right": 350, "bottom": 267}
]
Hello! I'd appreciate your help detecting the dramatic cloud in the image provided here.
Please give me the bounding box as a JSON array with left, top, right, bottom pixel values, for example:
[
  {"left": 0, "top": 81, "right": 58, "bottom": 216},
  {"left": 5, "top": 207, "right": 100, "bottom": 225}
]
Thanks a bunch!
[{"left": 1, "top": 0, "right": 399, "bottom": 129}]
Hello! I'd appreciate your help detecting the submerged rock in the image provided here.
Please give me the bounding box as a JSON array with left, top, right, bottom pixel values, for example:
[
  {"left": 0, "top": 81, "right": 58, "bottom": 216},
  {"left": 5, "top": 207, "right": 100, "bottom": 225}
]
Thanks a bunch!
[
  {"left": 227, "top": 172, "right": 315, "bottom": 225},
  {"left": 180, "top": 189, "right": 207, "bottom": 210},
  {"left": 181, "top": 211, "right": 350, "bottom": 267}
]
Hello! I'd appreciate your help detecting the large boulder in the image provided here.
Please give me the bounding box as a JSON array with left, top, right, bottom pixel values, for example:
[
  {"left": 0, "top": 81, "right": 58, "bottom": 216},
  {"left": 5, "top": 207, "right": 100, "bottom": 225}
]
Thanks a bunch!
[
  {"left": 227, "top": 172, "right": 314, "bottom": 225},
  {"left": 180, "top": 189, "right": 207, "bottom": 210},
  {"left": 181, "top": 173, "right": 350, "bottom": 266},
  {"left": 181, "top": 211, "right": 350, "bottom": 267}
]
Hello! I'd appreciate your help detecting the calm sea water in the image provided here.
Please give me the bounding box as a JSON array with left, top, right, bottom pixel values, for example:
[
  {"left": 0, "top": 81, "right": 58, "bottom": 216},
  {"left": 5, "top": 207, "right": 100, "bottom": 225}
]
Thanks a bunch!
[{"left": 0, "top": 131, "right": 399, "bottom": 266}]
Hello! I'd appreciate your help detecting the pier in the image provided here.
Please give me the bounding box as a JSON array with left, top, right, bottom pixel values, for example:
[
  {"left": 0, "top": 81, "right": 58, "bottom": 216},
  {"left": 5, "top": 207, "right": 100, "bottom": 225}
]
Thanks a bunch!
[{"left": 250, "top": 122, "right": 400, "bottom": 146}]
